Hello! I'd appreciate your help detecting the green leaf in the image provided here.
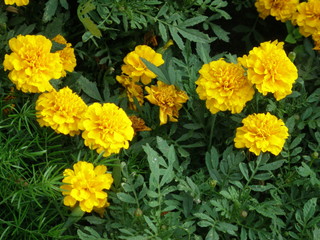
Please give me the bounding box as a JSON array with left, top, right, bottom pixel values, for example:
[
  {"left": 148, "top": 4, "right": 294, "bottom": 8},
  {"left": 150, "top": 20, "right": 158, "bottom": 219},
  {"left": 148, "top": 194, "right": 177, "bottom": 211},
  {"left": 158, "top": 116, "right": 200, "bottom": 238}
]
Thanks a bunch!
[
  {"left": 258, "top": 160, "right": 285, "bottom": 171},
  {"left": 303, "top": 198, "right": 317, "bottom": 222},
  {"left": 59, "top": 0, "right": 69, "bottom": 9},
  {"left": 210, "top": 23, "right": 229, "bottom": 42},
  {"left": 43, "top": 0, "right": 58, "bottom": 23},
  {"left": 116, "top": 192, "right": 136, "bottom": 204},
  {"left": 77, "top": 74, "right": 103, "bottom": 102},
  {"left": 158, "top": 22, "right": 168, "bottom": 42},
  {"left": 205, "top": 147, "right": 222, "bottom": 182},
  {"left": 144, "top": 216, "right": 158, "bottom": 234},
  {"left": 196, "top": 42, "right": 211, "bottom": 64},
  {"left": 140, "top": 58, "right": 170, "bottom": 84},
  {"left": 180, "top": 16, "right": 208, "bottom": 27},
  {"left": 169, "top": 25, "right": 184, "bottom": 49},
  {"left": 81, "top": 17, "right": 102, "bottom": 38},
  {"left": 239, "top": 162, "right": 249, "bottom": 181},
  {"left": 249, "top": 184, "right": 275, "bottom": 192},
  {"left": 177, "top": 27, "right": 211, "bottom": 43}
]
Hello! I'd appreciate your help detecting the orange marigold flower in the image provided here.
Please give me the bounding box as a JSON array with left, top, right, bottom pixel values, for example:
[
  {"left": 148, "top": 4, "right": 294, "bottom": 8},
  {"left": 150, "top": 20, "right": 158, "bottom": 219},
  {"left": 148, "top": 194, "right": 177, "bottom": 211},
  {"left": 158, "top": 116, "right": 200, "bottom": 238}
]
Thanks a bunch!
[
  {"left": 293, "top": 0, "right": 320, "bottom": 37},
  {"left": 195, "top": 59, "right": 254, "bottom": 114},
  {"left": 4, "top": 0, "right": 29, "bottom": 6},
  {"left": 145, "top": 81, "right": 188, "bottom": 125},
  {"left": 255, "top": 0, "right": 299, "bottom": 22},
  {"left": 35, "top": 87, "right": 88, "bottom": 136},
  {"left": 52, "top": 34, "right": 77, "bottom": 77},
  {"left": 234, "top": 112, "right": 289, "bottom": 156},
  {"left": 81, "top": 103, "right": 134, "bottom": 157},
  {"left": 116, "top": 74, "right": 144, "bottom": 108},
  {"left": 129, "top": 115, "right": 151, "bottom": 134},
  {"left": 60, "top": 161, "right": 113, "bottom": 213},
  {"left": 121, "top": 45, "right": 164, "bottom": 85},
  {"left": 3, "top": 35, "right": 63, "bottom": 93},
  {"left": 238, "top": 40, "right": 298, "bottom": 101}
]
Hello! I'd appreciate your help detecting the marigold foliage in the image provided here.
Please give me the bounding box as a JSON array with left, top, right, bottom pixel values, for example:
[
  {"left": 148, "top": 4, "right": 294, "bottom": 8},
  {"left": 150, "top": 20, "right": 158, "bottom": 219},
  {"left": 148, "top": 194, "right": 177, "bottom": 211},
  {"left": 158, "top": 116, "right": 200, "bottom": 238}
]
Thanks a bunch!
[
  {"left": 196, "top": 59, "right": 254, "bottom": 114},
  {"left": 4, "top": 0, "right": 29, "bottom": 6},
  {"left": 35, "top": 87, "right": 88, "bottom": 136},
  {"left": 145, "top": 81, "right": 188, "bottom": 125},
  {"left": 234, "top": 112, "right": 289, "bottom": 156},
  {"left": 255, "top": 0, "right": 299, "bottom": 22},
  {"left": 238, "top": 40, "right": 298, "bottom": 101},
  {"left": 52, "top": 34, "right": 77, "bottom": 77},
  {"left": 3, "top": 35, "right": 63, "bottom": 93},
  {"left": 121, "top": 45, "right": 164, "bottom": 85},
  {"left": 116, "top": 74, "right": 144, "bottom": 108},
  {"left": 60, "top": 161, "right": 113, "bottom": 213},
  {"left": 81, "top": 103, "right": 134, "bottom": 157},
  {"left": 294, "top": 0, "right": 320, "bottom": 37}
]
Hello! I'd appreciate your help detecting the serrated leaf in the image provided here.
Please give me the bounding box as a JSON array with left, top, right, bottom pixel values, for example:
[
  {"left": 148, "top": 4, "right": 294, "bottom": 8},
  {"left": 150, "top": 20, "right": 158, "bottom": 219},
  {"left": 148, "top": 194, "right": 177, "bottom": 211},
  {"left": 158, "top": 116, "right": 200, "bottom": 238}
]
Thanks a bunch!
[
  {"left": 177, "top": 27, "right": 211, "bottom": 43},
  {"left": 180, "top": 15, "right": 208, "bottom": 27},
  {"left": 116, "top": 192, "right": 136, "bottom": 204},
  {"left": 140, "top": 58, "right": 170, "bottom": 84},
  {"left": 43, "top": 0, "right": 58, "bottom": 22},
  {"left": 158, "top": 22, "right": 168, "bottom": 42},
  {"left": 250, "top": 184, "right": 275, "bottom": 192},
  {"left": 77, "top": 75, "right": 103, "bottom": 101},
  {"left": 144, "top": 216, "right": 158, "bottom": 234},
  {"left": 81, "top": 17, "right": 102, "bottom": 38},
  {"left": 258, "top": 160, "right": 285, "bottom": 171},
  {"left": 196, "top": 42, "right": 211, "bottom": 64},
  {"left": 210, "top": 23, "right": 229, "bottom": 42},
  {"left": 303, "top": 198, "right": 317, "bottom": 222},
  {"left": 169, "top": 26, "right": 184, "bottom": 49},
  {"left": 239, "top": 162, "right": 249, "bottom": 181}
]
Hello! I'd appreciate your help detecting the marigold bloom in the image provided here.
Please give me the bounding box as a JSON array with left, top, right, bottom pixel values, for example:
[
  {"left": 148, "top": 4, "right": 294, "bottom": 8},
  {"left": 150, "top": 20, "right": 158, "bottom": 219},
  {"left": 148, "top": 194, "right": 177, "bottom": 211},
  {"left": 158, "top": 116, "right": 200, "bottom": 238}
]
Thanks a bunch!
[
  {"left": 312, "top": 32, "right": 320, "bottom": 51},
  {"left": 3, "top": 35, "right": 63, "bottom": 93},
  {"left": 116, "top": 74, "right": 144, "bottom": 108},
  {"left": 255, "top": 0, "right": 299, "bottom": 22},
  {"left": 145, "top": 81, "right": 188, "bottom": 125},
  {"left": 195, "top": 59, "right": 254, "bottom": 114},
  {"left": 4, "top": 0, "right": 29, "bottom": 6},
  {"left": 52, "top": 34, "right": 77, "bottom": 77},
  {"left": 238, "top": 40, "right": 298, "bottom": 101},
  {"left": 294, "top": 0, "right": 320, "bottom": 37},
  {"left": 81, "top": 103, "right": 134, "bottom": 157},
  {"left": 121, "top": 45, "right": 164, "bottom": 85},
  {"left": 234, "top": 112, "right": 289, "bottom": 156},
  {"left": 36, "top": 87, "right": 87, "bottom": 136},
  {"left": 129, "top": 115, "right": 151, "bottom": 134},
  {"left": 60, "top": 161, "right": 113, "bottom": 213}
]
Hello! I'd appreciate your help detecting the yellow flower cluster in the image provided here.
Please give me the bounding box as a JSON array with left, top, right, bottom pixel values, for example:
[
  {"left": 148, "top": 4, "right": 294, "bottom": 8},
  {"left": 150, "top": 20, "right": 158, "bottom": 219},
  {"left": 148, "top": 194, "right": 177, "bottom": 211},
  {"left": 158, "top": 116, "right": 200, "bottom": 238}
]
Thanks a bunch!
[
  {"left": 234, "top": 112, "right": 289, "bottom": 156},
  {"left": 3, "top": 35, "right": 63, "bottom": 93},
  {"left": 52, "top": 34, "right": 77, "bottom": 77},
  {"left": 116, "top": 74, "right": 144, "bottom": 109},
  {"left": 121, "top": 45, "right": 164, "bottom": 85},
  {"left": 255, "top": 0, "right": 299, "bottom": 22},
  {"left": 145, "top": 81, "right": 189, "bottom": 125},
  {"left": 4, "top": 0, "right": 29, "bottom": 6},
  {"left": 294, "top": 0, "right": 320, "bottom": 37},
  {"left": 82, "top": 103, "right": 134, "bottom": 157},
  {"left": 60, "top": 161, "right": 113, "bottom": 213},
  {"left": 195, "top": 59, "right": 254, "bottom": 114},
  {"left": 238, "top": 40, "right": 298, "bottom": 100},
  {"left": 35, "top": 87, "right": 87, "bottom": 136}
]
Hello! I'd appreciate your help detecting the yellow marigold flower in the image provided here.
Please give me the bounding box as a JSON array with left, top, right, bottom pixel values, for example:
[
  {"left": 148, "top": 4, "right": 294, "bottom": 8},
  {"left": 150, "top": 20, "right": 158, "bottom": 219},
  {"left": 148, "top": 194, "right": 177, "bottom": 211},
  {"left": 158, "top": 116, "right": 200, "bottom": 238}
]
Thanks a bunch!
[
  {"left": 4, "top": 0, "right": 29, "bottom": 6},
  {"left": 234, "top": 112, "right": 289, "bottom": 156},
  {"left": 121, "top": 45, "right": 164, "bottom": 85},
  {"left": 3, "top": 35, "right": 63, "bottom": 93},
  {"left": 129, "top": 115, "right": 151, "bottom": 134},
  {"left": 52, "top": 34, "right": 77, "bottom": 77},
  {"left": 255, "top": 0, "right": 299, "bottom": 22},
  {"left": 82, "top": 103, "right": 134, "bottom": 157},
  {"left": 116, "top": 74, "right": 144, "bottom": 108},
  {"left": 60, "top": 161, "right": 113, "bottom": 213},
  {"left": 312, "top": 32, "right": 320, "bottom": 51},
  {"left": 195, "top": 59, "right": 254, "bottom": 114},
  {"left": 36, "top": 87, "right": 88, "bottom": 136},
  {"left": 294, "top": 0, "right": 320, "bottom": 37},
  {"left": 238, "top": 40, "right": 298, "bottom": 101},
  {"left": 145, "top": 81, "right": 188, "bottom": 125}
]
